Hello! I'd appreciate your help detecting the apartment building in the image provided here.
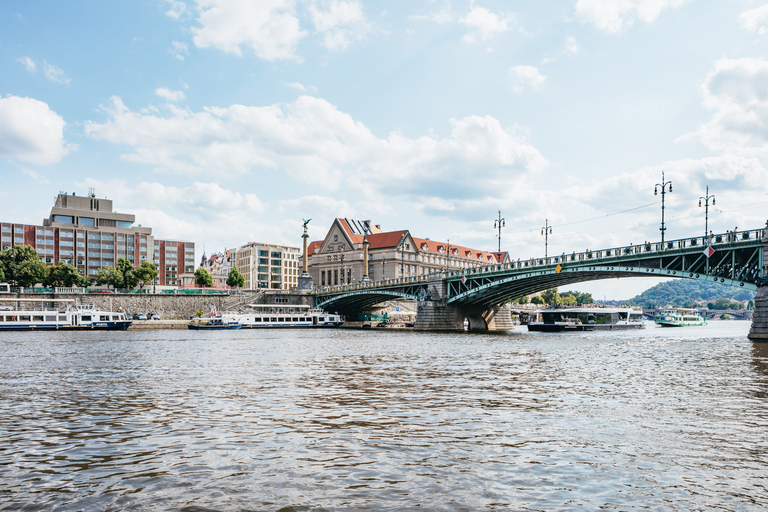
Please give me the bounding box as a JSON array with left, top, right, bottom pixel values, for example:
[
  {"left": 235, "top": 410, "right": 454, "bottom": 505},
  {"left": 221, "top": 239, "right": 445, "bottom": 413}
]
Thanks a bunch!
[
  {"left": 231, "top": 242, "right": 301, "bottom": 290},
  {"left": 0, "top": 190, "right": 195, "bottom": 286}
]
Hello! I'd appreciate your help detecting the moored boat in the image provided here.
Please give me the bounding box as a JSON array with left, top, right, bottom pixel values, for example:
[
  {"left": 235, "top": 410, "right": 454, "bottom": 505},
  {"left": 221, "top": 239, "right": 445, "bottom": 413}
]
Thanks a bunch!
[
  {"left": 0, "top": 299, "right": 131, "bottom": 331},
  {"left": 187, "top": 317, "right": 242, "bottom": 330},
  {"left": 527, "top": 306, "right": 645, "bottom": 332},
  {"left": 654, "top": 307, "right": 706, "bottom": 327},
  {"left": 220, "top": 305, "right": 343, "bottom": 328}
]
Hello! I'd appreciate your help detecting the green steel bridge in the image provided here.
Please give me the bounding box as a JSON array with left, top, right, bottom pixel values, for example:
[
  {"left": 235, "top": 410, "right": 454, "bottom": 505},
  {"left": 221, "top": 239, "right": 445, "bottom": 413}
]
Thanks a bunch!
[{"left": 314, "top": 227, "right": 765, "bottom": 318}]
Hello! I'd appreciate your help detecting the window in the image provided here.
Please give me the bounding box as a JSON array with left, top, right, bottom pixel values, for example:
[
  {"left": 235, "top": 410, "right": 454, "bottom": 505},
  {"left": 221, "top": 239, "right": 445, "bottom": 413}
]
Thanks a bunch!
[
  {"left": 79, "top": 217, "right": 95, "bottom": 226},
  {"left": 15, "top": 227, "right": 23, "bottom": 233},
  {"left": 117, "top": 221, "right": 132, "bottom": 229},
  {"left": 1, "top": 227, "right": 9, "bottom": 232},
  {"left": 14, "top": 237, "right": 22, "bottom": 243},
  {"left": 61, "top": 231, "right": 73, "bottom": 237},
  {"left": 54, "top": 215, "right": 73, "bottom": 224}
]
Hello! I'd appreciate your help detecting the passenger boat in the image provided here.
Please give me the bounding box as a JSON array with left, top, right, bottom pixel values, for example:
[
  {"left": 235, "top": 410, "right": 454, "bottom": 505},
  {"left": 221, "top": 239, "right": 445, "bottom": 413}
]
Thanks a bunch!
[
  {"left": 221, "top": 305, "right": 343, "bottom": 328},
  {"left": 654, "top": 307, "right": 706, "bottom": 327},
  {"left": 0, "top": 299, "right": 131, "bottom": 331},
  {"left": 527, "top": 306, "right": 645, "bottom": 332},
  {"left": 187, "top": 317, "right": 242, "bottom": 330}
]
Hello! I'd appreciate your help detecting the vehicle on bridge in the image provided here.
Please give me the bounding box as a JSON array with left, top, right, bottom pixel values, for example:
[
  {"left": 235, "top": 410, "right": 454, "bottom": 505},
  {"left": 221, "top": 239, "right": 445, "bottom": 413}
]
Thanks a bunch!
[
  {"left": 654, "top": 307, "right": 706, "bottom": 327},
  {"left": 528, "top": 306, "right": 645, "bottom": 332}
]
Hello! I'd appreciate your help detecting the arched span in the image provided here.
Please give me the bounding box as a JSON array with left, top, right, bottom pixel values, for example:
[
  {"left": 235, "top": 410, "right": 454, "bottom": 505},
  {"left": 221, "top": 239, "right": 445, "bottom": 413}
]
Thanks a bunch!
[
  {"left": 316, "top": 289, "right": 420, "bottom": 312},
  {"left": 447, "top": 264, "right": 758, "bottom": 308}
]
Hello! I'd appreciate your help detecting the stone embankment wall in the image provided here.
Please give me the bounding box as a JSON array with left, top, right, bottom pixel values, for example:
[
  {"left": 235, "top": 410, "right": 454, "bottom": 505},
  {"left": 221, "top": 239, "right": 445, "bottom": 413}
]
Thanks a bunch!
[{"left": 8, "top": 291, "right": 315, "bottom": 320}]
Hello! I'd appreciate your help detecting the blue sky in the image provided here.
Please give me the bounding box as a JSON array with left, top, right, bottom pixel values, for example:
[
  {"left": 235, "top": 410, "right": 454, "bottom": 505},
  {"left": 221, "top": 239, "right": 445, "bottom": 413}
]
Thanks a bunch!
[{"left": 2, "top": 0, "right": 768, "bottom": 298}]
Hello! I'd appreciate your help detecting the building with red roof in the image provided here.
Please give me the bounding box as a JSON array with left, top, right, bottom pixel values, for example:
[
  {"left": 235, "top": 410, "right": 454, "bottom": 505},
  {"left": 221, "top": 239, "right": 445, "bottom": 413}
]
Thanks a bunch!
[{"left": 307, "top": 218, "right": 508, "bottom": 286}]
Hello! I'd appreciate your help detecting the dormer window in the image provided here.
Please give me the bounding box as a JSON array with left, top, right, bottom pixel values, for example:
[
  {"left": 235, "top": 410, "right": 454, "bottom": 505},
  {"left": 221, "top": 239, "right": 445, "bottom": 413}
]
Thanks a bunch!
[{"left": 421, "top": 243, "right": 428, "bottom": 250}]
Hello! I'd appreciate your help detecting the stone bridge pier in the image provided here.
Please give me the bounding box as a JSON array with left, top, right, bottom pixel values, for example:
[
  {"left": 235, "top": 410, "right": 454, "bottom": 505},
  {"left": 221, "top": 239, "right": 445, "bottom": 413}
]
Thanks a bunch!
[
  {"left": 749, "top": 224, "right": 768, "bottom": 341},
  {"left": 413, "top": 275, "right": 515, "bottom": 332}
]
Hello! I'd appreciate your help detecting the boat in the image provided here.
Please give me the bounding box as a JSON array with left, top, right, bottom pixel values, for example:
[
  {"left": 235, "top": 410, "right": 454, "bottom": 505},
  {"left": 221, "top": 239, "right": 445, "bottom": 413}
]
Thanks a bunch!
[
  {"left": 0, "top": 299, "right": 132, "bottom": 331},
  {"left": 654, "top": 307, "right": 706, "bottom": 327},
  {"left": 527, "top": 306, "right": 645, "bottom": 332},
  {"left": 220, "top": 304, "right": 343, "bottom": 328},
  {"left": 187, "top": 317, "right": 242, "bottom": 330}
]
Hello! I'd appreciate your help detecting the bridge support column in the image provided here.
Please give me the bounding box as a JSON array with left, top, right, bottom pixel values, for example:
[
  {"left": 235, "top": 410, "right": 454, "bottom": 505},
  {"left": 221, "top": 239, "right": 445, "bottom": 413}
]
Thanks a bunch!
[
  {"left": 413, "top": 302, "right": 465, "bottom": 331},
  {"left": 749, "top": 222, "right": 768, "bottom": 341},
  {"left": 481, "top": 305, "right": 515, "bottom": 331}
]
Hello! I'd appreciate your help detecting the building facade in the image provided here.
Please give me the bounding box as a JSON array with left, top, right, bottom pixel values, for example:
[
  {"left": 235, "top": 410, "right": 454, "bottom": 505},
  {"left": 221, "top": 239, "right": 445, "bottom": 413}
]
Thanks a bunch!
[
  {"left": 0, "top": 191, "right": 195, "bottom": 286},
  {"left": 307, "top": 218, "right": 508, "bottom": 287},
  {"left": 231, "top": 242, "right": 301, "bottom": 290}
]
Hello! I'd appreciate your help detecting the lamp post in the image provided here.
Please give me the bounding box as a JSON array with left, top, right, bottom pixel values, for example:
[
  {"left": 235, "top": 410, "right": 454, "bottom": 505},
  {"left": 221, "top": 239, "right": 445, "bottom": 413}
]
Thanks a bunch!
[
  {"left": 698, "top": 185, "right": 715, "bottom": 241},
  {"left": 699, "top": 185, "right": 716, "bottom": 275},
  {"left": 654, "top": 171, "right": 672, "bottom": 245},
  {"left": 541, "top": 219, "right": 552, "bottom": 258},
  {"left": 446, "top": 239, "right": 451, "bottom": 272},
  {"left": 399, "top": 232, "right": 406, "bottom": 278},
  {"left": 339, "top": 246, "right": 344, "bottom": 285},
  {"left": 494, "top": 210, "right": 505, "bottom": 263},
  {"left": 382, "top": 254, "right": 386, "bottom": 280}
]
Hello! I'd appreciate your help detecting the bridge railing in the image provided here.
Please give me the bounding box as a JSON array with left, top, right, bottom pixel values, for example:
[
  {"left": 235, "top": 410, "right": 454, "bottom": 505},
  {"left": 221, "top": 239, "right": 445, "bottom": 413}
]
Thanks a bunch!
[{"left": 315, "top": 228, "right": 764, "bottom": 294}]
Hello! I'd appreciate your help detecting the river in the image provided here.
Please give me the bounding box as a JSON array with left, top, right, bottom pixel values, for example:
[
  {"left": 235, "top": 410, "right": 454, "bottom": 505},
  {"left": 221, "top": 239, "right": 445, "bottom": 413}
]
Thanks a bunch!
[{"left": 1, "top": 321, "right": 767, "bottom": 511}]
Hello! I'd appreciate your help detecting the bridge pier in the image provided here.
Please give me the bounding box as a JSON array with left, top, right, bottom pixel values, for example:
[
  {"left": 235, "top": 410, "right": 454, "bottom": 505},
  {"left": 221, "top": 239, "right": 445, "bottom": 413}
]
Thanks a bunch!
[{"left": 749, "top": 223, "right": 768, "bottom": 341}]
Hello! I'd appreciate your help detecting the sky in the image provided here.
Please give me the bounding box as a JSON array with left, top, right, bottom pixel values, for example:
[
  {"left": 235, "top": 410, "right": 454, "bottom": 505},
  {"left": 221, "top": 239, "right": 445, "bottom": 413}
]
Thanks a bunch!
[{"left": 2, "top": 0, "right": 768, "bottom": 299}]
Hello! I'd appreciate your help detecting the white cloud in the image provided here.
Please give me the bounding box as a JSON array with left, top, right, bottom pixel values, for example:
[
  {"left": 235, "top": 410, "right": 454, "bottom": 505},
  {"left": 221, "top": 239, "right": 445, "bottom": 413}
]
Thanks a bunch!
[
  {"left": 43, "top": 60, "right": 71, "bottom": 85},
  {"left": 509, "top": 65, "right": 546, "bottom": 92},
  {"left": 21, "top": 168, "right": 50, "bottom": 184},
  {"left": 461, "top": 5, "right": 514, "bottom": 44},
  {"left": 740, "top": 5, "right": 768, "bottom": 37},
  {"left": 169, "top": 40, "right": 189, "bottom": 61},
  {"left": 309, "top": 0, "right": 369, "bottom": 51},
  {"left": 687, "top": 57, "right": 768, "bottom": 155},
  {"left": 0, "top": 95, "right": 72, "bottom": 165},
  {"left": 284, "top": 81, "right": 318, "bottom": 93},
  {"left": 83, "top": 95, "right": 547, "bottom": 208},
  {"left": 575, "top": 0, "right": 689, "bottom": 33},
  {"left": 565, "top": 35, "right": 580, "bottom": 54},
  {"left": 165, "top": 0, "right": 189, "bottom": 19},
  {"left": 155, "top": 87, "right": 186, "bottom": 101},
  {"left": 410, "top": 3, "right": 455, "bottom": 24},
  {"left": 17, "top": 56, "right": 36, "bottom": 72},
  {"left": 191, "top": 0, "right": 307, "bottom": 61},
  {"left": 278, "top": 195, "right": 354, "bottom": 220}
]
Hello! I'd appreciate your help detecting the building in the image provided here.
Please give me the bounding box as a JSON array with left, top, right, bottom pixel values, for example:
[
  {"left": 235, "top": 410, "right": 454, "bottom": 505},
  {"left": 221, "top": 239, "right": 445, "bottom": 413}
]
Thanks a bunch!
[
  {"left": 307, "top": 218, "right": 508, "bottom": 287},
  {"left": 0, "top": 190, "right": 195, "bottom": 286},
  {"left": 231, "top": 242, "right": 301, "bottom": 290}
]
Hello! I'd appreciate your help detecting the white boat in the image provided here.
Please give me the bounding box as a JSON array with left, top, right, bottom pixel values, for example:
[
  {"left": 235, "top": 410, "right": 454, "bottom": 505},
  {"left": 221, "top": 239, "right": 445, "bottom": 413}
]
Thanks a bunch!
[
  {"left": 527, "top": 306, "right": 645, "bottom": 332},
  {"left": 0, "top": 299, "right": 131, "bottom": 331},
  {"left": 655, "top": 307, "right": 706, "bottom": 327},
  {"left": 221, "top": 304, "right": 343, "bottom": 328}
]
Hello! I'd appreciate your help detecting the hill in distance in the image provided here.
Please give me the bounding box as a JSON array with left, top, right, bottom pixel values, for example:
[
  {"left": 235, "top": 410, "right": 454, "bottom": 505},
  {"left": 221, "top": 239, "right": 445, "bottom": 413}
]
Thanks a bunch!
[{"left": 626, "top": 280, "right": 754, "bottom": 309}]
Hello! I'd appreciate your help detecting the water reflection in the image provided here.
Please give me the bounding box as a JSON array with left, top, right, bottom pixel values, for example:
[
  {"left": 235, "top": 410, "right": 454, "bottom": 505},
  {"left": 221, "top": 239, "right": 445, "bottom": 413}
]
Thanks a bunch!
[{"left": 1, "top": 324, "right": 767, "bottom": 511}]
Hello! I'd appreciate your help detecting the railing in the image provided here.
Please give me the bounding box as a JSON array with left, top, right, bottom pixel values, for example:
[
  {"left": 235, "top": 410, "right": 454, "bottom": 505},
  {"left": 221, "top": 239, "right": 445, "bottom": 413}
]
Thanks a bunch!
[{"left": 315, "top": 228, "right": 764, "bottom": 294}]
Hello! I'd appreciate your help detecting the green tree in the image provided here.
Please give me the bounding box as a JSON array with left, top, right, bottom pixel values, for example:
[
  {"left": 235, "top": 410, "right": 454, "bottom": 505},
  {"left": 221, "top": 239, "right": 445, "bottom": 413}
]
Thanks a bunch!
[
  {"left": 0, "top": 244, "right": 42, "bottom": 285},
  {"left": 195, "top": 267, "right": 213, "bottom": 287},
  {"left": 134, "top": 261, "right": 159, "bottom": 290},
  {"left": 96, "top": 267, "right": 122, "bottom": 289},
  {"left": 15, "top": 258, "right": 49, "bottom": 287},
  {"left": 515, "top": 295, "right": 529, "bottom": 305},
  {"left": 115, "top": 258, "right": 138, "bottom": 289},
  {"left": 0, "top": 266, "right": 4, "bottom": 283},
  {"left": 227, "top": 265, "right": 245, "bottom": 289},
  {"left": 46, "top": 262, "right": 89, "bottom": 287},
  {"left": 541, "top": 288, "right": 561, "bottom": 306},
  {"left": 560, "top": 294, "right": 577, "bottom": 306},
  {"left": 530, "top": 295, "right": 544, "bottom": 305}
]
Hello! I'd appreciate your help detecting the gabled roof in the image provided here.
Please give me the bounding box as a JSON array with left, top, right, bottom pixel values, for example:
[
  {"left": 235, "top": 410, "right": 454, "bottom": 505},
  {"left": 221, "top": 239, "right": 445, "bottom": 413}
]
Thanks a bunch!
[
  {"left": 412, "top": 236, "right": 500, "bottom": 263},
  {"left": 307, "top": 240, "right": 322, "bottom": 255}
]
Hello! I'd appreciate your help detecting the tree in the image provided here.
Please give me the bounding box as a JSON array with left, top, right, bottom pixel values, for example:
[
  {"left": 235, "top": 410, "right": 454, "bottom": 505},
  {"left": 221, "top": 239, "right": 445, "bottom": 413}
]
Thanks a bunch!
[
  {"left": 541, "top": 288, "right": 561, "bottom": 306},
  {"left": 0, "top": 244, "right": 44, "bottom": 285},
  {"left": 45, "top": 262, "right": 89, "bottom": 287},
  {"left": 195, "top": 267, "right": 213, "bottom": 287},
  {"left": 560, "top": 294, "right": 577, "bottom": 306},
  {"left": 227, "top": 265, "right": 245, "bottom": 289},
  {"left": 96, "top": 267, "right": 122, "bottom": 289},
  {"left": 515, "top": 295, "right": 529, "bottom": 304},
  {"left": 134, "top": 261, "right": 159, "bottom": 290},
  {"left": 530, "top": 295, "right": 544, "bottom": 305},
  {"left": 0, "top": 266, "right": 4, "bottom": 283},
  {"left": 115, "top": 258, "right": 139, "bottom": 289}
]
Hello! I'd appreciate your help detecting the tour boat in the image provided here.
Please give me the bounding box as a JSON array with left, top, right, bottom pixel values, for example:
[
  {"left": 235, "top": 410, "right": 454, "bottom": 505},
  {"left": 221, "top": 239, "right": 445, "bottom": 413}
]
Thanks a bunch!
[
  {"left": 0, "top": 299, "right": 131, "bottom": 331},
  {"left": 654, "top": 307, "right": 706, "bottom": 327},
  {"left": 187, "top": 317, "right": 242, "bottom": 330},
  {"left": 527, "top": 306, "right": 645, "bottom": 332},
  {"left": 221, "top": 305, "right": 343, "bottom": 328}
]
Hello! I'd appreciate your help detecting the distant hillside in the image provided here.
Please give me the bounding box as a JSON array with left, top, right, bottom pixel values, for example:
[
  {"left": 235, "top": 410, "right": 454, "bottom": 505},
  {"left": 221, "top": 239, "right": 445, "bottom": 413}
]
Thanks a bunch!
[{"left": 627, "top": 280, "right": 754, "bottom": 308}]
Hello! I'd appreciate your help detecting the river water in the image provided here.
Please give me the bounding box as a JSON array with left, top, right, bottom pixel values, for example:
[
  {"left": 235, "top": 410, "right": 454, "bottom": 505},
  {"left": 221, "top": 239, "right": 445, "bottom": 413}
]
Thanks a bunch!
[{"left": 1, "top": 321, "right": 767, "bottom": 511}]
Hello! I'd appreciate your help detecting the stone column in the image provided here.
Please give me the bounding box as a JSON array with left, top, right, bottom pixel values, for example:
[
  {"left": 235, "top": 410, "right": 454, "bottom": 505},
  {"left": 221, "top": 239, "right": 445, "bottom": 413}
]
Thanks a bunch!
[
  {"left": 362, "top": 235, "right": 370, "bottom": 282},
  {"left": 748, "top": 221, "right": 768, "bottom": 341},
  {"left": 298, "top": 221, "right": 313, "bottom": 291}
]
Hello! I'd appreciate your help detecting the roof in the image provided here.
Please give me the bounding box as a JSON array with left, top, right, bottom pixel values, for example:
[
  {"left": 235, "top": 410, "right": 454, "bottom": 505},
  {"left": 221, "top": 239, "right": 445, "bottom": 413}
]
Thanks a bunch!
[{"left": 307, "top": 240, "right": 322, "bottom": 254}]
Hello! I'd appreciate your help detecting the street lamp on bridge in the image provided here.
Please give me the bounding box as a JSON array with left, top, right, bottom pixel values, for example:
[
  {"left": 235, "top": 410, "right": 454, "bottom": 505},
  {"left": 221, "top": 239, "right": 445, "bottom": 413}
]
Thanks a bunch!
[
  {"left": 654, "top": 171, "right": 672, "bottom": 245},
  {"left": 494, "top": 211, "right": 505, "bottom": 263},
  {"left": 698, "top": 185, "right": 715, "bottom": 241},
  {"left": 541, "top": 219, "right": 552, "bottom": 258}
]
